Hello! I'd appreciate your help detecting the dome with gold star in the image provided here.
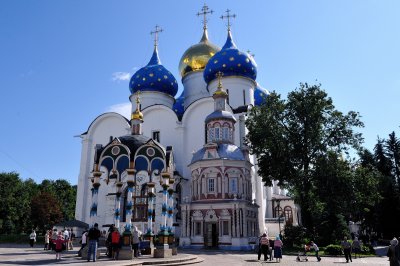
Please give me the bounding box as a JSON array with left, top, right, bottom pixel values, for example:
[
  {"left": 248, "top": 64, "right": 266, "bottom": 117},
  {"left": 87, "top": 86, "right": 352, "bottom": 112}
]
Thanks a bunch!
[
  {"left": 178, "top": 29, "right": 220, "bottom": 78},
  {"left": 204, "top": 30, "right": 257, "bottom": 84},
  {"left": 254, "top": 84, "right": 270, "bottom": 106},
  {"left": 130, "top": 45, "right": 178, "bottom": 97}
]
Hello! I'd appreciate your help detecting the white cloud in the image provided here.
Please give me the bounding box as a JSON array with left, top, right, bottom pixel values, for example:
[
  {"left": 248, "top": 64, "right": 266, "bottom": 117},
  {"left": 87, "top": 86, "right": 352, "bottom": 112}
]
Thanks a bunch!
[
  {"left": 112, "top": 72, "right": 131, "bottom": 81},
  {"left": 111, "top": 67, "right": 138, "bottom": 82},
  {"left": 106, "top": 103, "right": 131, "bottom": 118}
]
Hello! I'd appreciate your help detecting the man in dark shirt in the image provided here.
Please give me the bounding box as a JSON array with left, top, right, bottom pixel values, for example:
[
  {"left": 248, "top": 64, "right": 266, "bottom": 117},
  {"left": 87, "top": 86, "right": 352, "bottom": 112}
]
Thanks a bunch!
[{"left": 87, "top": 223, "right": 101, "bottom": 262}]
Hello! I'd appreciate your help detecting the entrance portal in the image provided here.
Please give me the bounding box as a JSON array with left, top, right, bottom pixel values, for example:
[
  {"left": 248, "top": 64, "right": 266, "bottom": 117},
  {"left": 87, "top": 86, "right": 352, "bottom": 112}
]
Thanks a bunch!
[{"left": 205, "top": 222, "right": 218, "bottom": 248}]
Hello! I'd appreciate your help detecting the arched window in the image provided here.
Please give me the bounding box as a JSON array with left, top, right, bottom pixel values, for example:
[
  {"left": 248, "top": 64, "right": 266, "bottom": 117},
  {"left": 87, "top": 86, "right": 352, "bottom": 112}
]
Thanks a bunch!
[
  {"left": 274, "top": 206, "right": 283, "bottom": 218},
  {"left": 214, "top": 127, "right": 220, "bottom": 141},
  {"left": 207, "top": 124, "right": 214, "bottom": 143},
  {"left": 222, "top": 127, "right": 229, "bottom": 141},
  {"left": 133, "top": 184, "right": 148, "bottom": 222},
  {"left": 284, "top": 206, "right": 293, "bottom": 224}
]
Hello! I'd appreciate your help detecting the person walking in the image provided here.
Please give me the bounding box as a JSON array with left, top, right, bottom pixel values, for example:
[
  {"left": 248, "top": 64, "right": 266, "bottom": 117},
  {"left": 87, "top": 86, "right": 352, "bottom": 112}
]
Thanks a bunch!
[
  {"left": 310, "top": 241, "right": 322, "bottom": 262},
  {"left": 78, "top": 230, "right": 87, "bottom": 257},
  {"left": 352, "top": 237, "right": 362, "bottom": 259},
  {"left": 274, "top": 235, "right": 283, "bottom": 263},
  {"left": 257, "top": 233, "right": 269, "bottom": 261},
  {"left": 68, "top": 228, "right": 74, "bottom": 250},
  {"left": 131, "top": 226, "right": 142, "bottom": 258},
  {"left": 387, "top": 237, "right": 400, "bottom": 266},
  {"left": 87, "top": 223, "right": 101, "bottom": 262},
  {"left": 341, "top": 236, "right": 352, "bottom": 263},
  {"left": 29, "top": 230, "right": 36, "bottom": 247},
  {"left": 111, "top": 227, "right": 121, "bottom": 260},
  {"left": 268, "top": 238, "right": 274, "bottom": 261},
  {"left": 44, "top": 230, "right": 50, "bottom": 250}
]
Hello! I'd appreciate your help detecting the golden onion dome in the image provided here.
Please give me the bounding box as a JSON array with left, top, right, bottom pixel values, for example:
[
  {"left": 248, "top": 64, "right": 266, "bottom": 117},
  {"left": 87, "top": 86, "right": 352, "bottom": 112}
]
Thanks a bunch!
[
  {"left": 178, "top": 29, "right": 220, "bottom": 77},
  {"left": 131, "top": 111, "right": 143, "bottom": 121}
]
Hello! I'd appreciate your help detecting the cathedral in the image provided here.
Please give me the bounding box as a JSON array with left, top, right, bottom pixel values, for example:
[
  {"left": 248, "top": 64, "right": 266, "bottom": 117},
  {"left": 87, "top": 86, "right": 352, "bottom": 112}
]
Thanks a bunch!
[{"left": 75, "top": 5, "right": 299, "bottom": 250}]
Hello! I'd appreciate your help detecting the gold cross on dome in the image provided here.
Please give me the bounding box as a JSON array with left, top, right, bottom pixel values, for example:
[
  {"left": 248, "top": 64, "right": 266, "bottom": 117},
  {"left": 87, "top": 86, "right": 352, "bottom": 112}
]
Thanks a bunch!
[
  {"left": 220, "top": 9, "right": 236, "bottom": 31},
  {"left": 216, "top": 71, "right": 224, "bottom": 89},
  {"left": 197, "top": 4, "right": 213, "bottom": 30},
  {"left": 135, "top": 91, "right": 141, "bottom": 111},
  {"left": 150, "top": 25, "right": 163, "bottom": 47},
  {"left": 135, "top": 91, "right": 141, "bottom": 104}
]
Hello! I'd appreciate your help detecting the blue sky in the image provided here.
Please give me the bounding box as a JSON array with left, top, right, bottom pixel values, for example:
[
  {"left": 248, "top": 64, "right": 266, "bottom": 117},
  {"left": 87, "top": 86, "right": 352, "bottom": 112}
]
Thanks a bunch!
[{"left": 0, "top": 1, "right": 399, "bottom": 185}]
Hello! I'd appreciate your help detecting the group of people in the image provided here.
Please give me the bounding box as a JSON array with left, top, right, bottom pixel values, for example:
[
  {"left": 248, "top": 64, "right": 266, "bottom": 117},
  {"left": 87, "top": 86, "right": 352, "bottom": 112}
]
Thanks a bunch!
[
  {"left": 257, "top": 233, "right": 283, "bottom": 262},
  {"left": 86, "top": 223, "right": 143, "bottom": 262},
  {"left": 44, "top": 228, "right": 74, "bottom": 251}
]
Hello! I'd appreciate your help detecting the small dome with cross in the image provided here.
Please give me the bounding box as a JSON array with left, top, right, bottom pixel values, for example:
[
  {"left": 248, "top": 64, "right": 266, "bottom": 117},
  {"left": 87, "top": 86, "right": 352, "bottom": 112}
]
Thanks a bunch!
[{"left": 130, "top": 26, "right": 178, "bottom": 97}]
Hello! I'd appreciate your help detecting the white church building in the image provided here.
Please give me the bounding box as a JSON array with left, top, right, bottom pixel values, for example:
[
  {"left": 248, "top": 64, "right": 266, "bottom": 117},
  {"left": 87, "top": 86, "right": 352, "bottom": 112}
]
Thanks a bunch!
[{"left": 75, "top": 6, "right": 299, "bottom": 250}]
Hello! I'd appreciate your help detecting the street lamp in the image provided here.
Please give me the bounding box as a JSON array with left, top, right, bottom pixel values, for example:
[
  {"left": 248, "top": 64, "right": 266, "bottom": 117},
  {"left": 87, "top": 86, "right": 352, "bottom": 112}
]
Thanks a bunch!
[{"left": 276, "top": 199, "right": 281, "bottom": 235}]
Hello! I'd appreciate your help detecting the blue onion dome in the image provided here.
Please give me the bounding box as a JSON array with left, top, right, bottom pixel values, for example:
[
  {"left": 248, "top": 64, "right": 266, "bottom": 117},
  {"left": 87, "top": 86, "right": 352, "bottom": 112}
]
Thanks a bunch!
[
  {"left": 129, "top": 46, "right": 178, "bottom": 97},
  {"left": 204, "top": 30, "right": 257, "bottom": 83},
  {"left": 173, "top": 90, "right": 185, "bottom": 120},
  {"left": 178, "top": 29, "right": 221, "bottom": 77},
  {"left": 254, "top": 84, "right": 270, "bottom": 106}
]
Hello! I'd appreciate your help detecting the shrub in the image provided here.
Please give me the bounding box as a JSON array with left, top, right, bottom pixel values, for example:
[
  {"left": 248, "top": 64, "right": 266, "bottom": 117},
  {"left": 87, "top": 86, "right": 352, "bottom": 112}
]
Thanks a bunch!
[
  {"left": 325, "top": 244, "right": 342, "bottom": 255},
  {"left": 283, "top": 225, "right": 307, "bottom": 248},
  {"left": 361, "top": 244, "right": 374, "bottom": 255}
]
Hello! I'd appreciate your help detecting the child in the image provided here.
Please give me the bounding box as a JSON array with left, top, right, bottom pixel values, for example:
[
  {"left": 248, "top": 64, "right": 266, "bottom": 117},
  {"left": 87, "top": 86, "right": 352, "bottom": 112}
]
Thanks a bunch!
[{"left": 54, "top": 234, "right": 68, "bottom": 260}]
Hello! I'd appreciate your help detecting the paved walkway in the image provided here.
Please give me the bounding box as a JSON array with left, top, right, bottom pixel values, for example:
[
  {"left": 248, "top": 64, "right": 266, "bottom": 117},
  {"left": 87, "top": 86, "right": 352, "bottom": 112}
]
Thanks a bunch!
[{"left": 0, "top": 244, "right": 390, "bottom": 266}]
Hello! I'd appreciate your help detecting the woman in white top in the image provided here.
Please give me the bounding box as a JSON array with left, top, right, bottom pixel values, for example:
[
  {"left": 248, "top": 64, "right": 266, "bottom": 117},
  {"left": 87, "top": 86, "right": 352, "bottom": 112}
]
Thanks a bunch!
[{"left": 29, "top": 230, "right": 36, "bottom": 247}]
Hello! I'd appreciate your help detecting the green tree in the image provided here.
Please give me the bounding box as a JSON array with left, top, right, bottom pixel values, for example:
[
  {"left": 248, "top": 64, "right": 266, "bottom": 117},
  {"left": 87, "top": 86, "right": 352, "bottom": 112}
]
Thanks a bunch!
[
  {"left": 371, "top": 133, "right": 400, "bottom": 238},
  {"left": 39, "top": 179, "right": 76, "bottom": 221},
  {"left": 385, "top": 132, "right": 400, "bottom": 185},
  {"left": 245, "top": 83, "right": 364, "bottom": 231},
  {"left": 30, "top": 191, "right": 63, "bottom": 231}
]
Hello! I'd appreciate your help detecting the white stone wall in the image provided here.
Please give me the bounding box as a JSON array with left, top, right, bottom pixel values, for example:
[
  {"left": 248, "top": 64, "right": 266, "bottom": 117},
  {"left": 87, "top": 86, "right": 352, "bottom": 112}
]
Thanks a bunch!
[
  {"left": 75, "top": 113, "right": 130, "bottom": 225},
  {"left": 182, "top": 71, "right": 209, "bottom": 109}
]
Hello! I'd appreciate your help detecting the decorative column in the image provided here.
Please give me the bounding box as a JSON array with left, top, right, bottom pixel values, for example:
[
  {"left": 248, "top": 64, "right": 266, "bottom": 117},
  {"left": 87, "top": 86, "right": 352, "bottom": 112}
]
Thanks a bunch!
[
  {"left": 125, "top": 168, "right": 136, "bottom": 232},
  {"left": 167, "top": 178, "right": 175, "bottom": 235},
  {"left": 154, "top": 172, "right": 173, "bottom": 258},
  {"left": 147, "top": 182, "right": 156, "bottom": 236},
  {"left": 90, "top": 167, "right": 102, "bottom": 226},
  {"left": 115, "top": 181, "right": 123, "bottom": 230},
  {"left": 160, "top": 173, "right": 170, "bottom": 238},
  {"left": 118, "top": 167, "right": 135, "bottom": 260}
]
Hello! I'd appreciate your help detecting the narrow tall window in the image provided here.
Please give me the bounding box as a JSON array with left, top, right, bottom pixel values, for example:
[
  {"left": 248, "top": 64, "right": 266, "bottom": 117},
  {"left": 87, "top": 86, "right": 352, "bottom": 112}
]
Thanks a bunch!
[
  {"left": 222, "top": 127, "right": 229, "bottom": 141},
  {"left": 230, "top": 178, "right": 237, "bottom": 193},
  {"left": 208, "top": 178, "right": 215, "bottom": 192},
  {"left": 152, "top": 131, "right": 160, "bottom": 142},
  {"left": 195, "top": 222, "right": 202, "bottom": 235},
  {"left": 226, "top": 89, "right": 230, "bottom": 104},
  {"left": 222, "top": 220, "right": 229, "bottom": 235},
  {"left": 215, "top": 127, "right": 220, "bottom": 141},
  {"left": 243, "top": 90, "right": 246, "bottom": 105}
]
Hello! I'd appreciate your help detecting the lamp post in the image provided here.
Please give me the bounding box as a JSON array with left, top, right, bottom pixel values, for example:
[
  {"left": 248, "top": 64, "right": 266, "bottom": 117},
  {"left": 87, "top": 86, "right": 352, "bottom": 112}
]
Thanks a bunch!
[{"left": 276, "top": 199, "right": 281, "bottom": 235}]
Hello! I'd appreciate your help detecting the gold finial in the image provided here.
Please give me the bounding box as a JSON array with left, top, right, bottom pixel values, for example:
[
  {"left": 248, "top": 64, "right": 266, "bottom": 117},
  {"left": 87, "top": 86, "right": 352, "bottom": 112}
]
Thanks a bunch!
[
  {"left": 214, "top": 71, "right": 228, "bottom": 96},
  {"left": 220, "top": 9, "right": 236, "bottom": 31},
  {"left": 132, "top": 91, "right": 143, "bottom": 121},
  {"left": 150, "top": 25, "right": 163, "bottom": 47},
  {"left": 197, "top": 3, "right": 213, "bottom": 30},
  {"left": 216, "top": 71, "right": 223, "bottom": 90}
]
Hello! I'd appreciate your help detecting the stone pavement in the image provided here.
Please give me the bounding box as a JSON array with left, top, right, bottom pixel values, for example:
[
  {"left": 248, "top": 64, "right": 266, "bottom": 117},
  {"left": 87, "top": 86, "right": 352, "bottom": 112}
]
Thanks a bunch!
[{"left": 0, "top": 244, "right": 390, "bottom": 266}]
